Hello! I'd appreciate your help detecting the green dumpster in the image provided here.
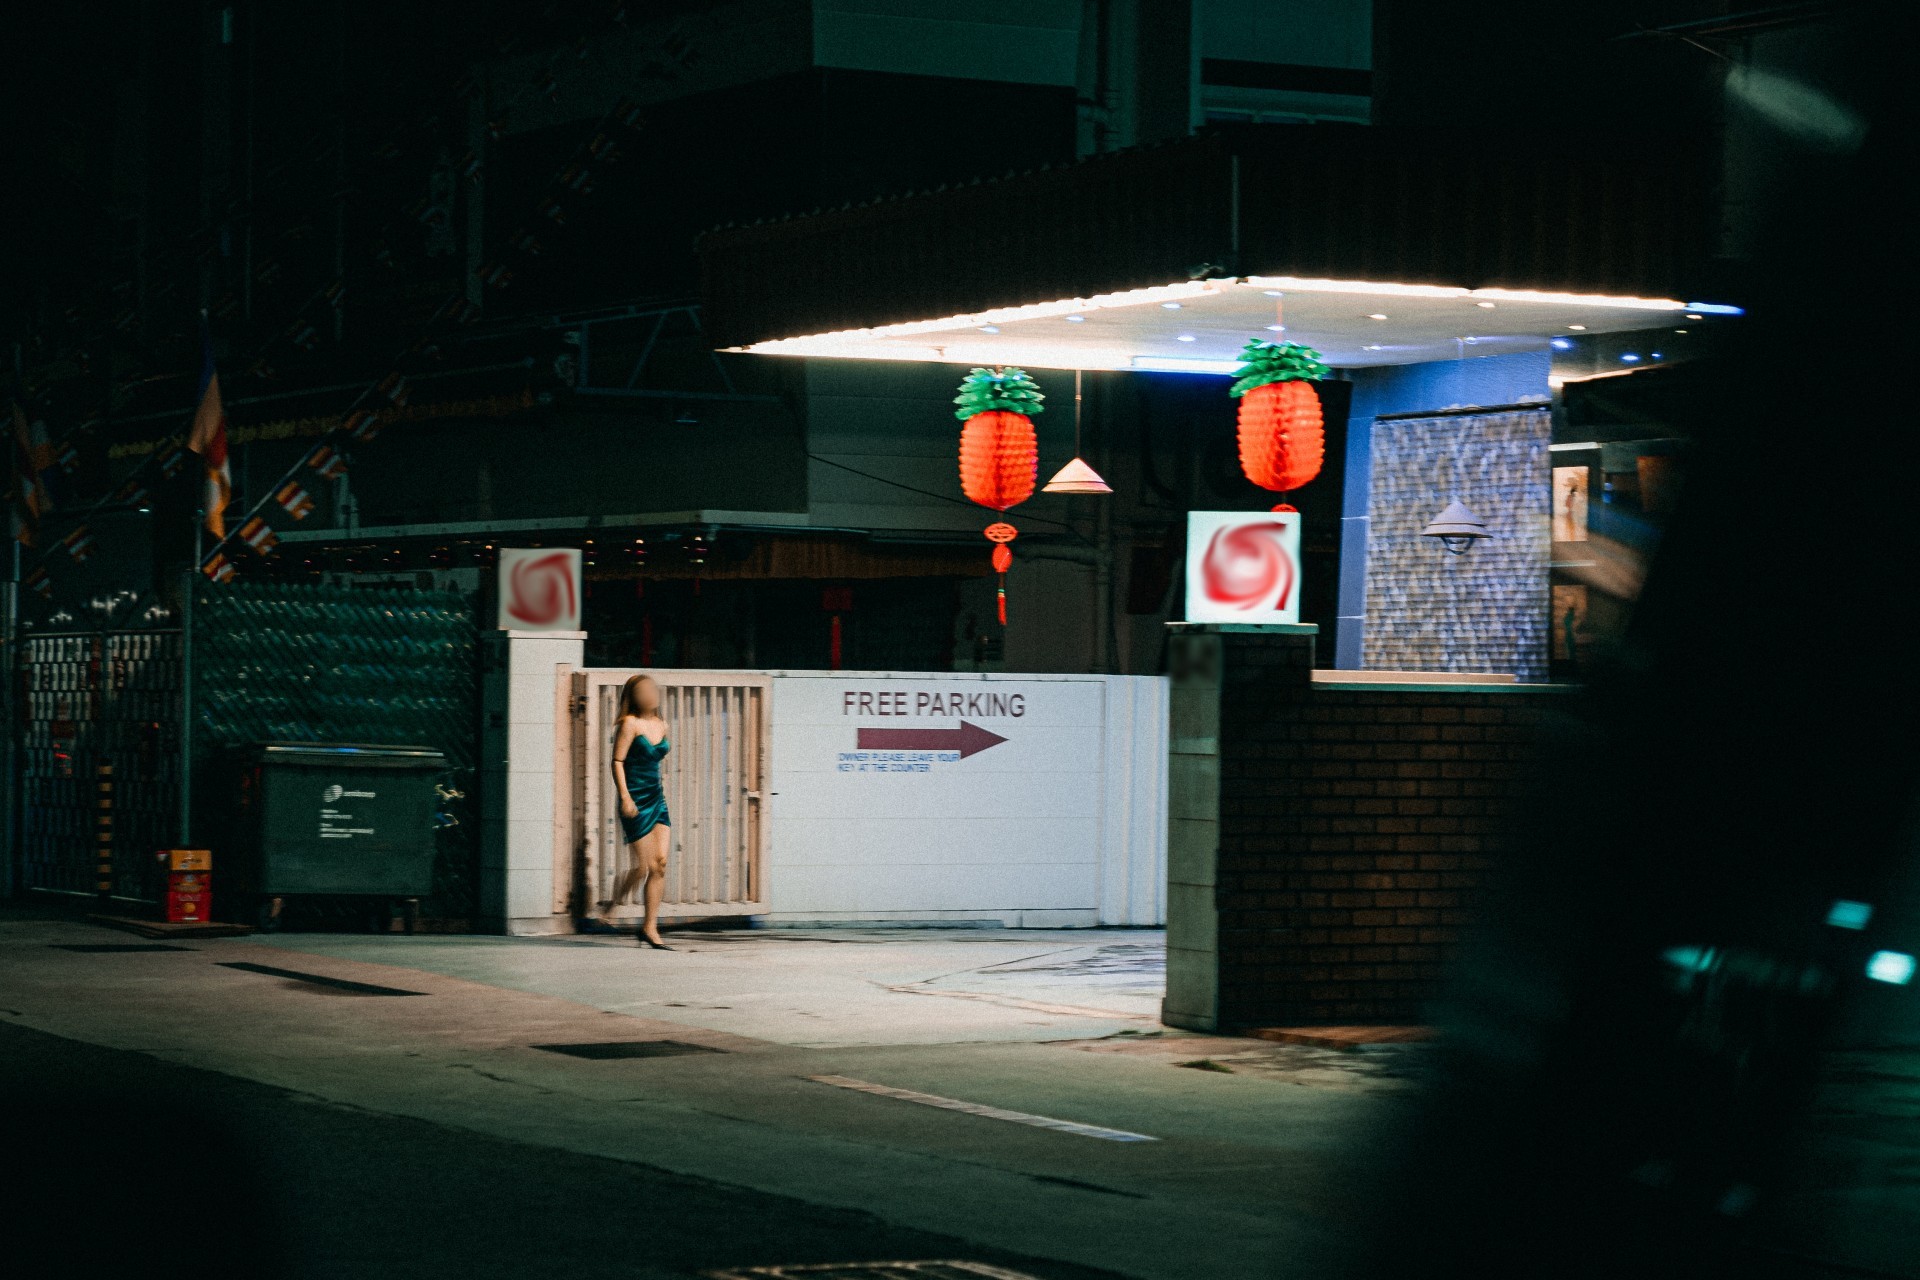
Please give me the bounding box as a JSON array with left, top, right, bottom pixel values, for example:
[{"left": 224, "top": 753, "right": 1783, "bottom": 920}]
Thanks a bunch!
[{"left": 236, "top": 744, "right": 446, "bottom": 917}]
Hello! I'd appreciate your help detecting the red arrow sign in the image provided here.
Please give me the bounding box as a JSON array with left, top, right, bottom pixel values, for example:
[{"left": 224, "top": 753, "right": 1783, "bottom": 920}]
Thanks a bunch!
[{"left": 856, "top": 721, "right": 1008, "bottom": 759}]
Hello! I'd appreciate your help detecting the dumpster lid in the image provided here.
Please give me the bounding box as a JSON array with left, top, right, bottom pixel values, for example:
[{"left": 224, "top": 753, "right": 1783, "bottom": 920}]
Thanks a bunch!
[{"left": 245, "top": 742, "right": 447, "bottom": 767}]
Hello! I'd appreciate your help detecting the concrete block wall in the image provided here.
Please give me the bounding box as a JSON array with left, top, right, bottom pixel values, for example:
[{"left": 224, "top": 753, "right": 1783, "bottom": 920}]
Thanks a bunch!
[
  {"left": 1165, "top": 622, "right": 1567, "bottom": 1031},
  {"left": 480, "top": 630, "right": 585, "bottom": 935}
]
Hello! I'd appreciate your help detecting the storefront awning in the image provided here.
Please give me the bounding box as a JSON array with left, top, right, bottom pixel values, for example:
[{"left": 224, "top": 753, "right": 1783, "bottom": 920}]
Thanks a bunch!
[{"left": 700, "top": 127, "right": 1734, "bottom": 370}]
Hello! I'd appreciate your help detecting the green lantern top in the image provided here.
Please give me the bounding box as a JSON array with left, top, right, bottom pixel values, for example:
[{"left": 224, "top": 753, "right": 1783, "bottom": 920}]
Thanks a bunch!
[
  {"left": 1228, "top": 340, "right": 1328, "bottom": 398},
  {"left": 953, "top": 367, "right": 1046, "bottom": 421}
]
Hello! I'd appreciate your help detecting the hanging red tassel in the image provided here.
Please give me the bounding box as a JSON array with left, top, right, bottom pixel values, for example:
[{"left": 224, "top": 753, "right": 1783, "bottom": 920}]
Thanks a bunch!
[{"left": 986, "top": 523, "right": 1017, "bottom": 626}]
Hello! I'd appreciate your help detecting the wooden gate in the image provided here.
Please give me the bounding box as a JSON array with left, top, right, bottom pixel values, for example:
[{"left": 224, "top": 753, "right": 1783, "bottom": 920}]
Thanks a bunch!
[{"left": 565, "top": 670, "right": 770, "bottom": 921}]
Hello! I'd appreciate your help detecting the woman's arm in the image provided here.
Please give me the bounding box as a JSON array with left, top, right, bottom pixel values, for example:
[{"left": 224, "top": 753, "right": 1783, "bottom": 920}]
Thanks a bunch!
[{"left": 610, "top": 717, "right": 639, "bottom": 818}]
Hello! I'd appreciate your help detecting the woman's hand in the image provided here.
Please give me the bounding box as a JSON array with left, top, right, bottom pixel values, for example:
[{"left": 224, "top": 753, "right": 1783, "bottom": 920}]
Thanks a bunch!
[{"left": 620, "top": 796, "right": 639, "bottom": 820}]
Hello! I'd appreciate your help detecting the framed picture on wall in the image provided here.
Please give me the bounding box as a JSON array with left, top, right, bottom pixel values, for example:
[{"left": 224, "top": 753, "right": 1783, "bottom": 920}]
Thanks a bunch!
[
  {"left": 1551, "top": 583, "right": 1591, "bottom": 663},
  {"left": 1552, "top": 466, "right": 1589, "bottom": 543}
]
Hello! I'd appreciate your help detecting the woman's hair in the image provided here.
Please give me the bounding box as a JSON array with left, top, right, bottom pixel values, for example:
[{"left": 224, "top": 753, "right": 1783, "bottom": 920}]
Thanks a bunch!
[{"left": 619, "top": 673, "right": 660, "bottom": 718}]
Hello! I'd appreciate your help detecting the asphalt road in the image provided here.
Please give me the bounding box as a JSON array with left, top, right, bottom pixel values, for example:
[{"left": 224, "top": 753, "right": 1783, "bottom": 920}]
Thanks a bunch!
[{"left": 0, "top": 1020, "right": 1123, "bottom": 1280}]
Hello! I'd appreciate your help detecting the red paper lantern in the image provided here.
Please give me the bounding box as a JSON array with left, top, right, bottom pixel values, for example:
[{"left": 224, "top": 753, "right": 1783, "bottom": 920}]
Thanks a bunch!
[
  {"left": 959, "top": 410, "right": 1038, "bottom": 511},
  {"left": 1237, "top": 380, "right": 1324, "bottom": 495}
]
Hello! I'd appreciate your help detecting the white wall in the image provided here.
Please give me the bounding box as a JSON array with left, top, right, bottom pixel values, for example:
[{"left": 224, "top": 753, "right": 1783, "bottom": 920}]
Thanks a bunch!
[
  {"left": 481, "top": 630, "right": 584, "bottom": 935},
  {"left": 764, "top": 670, "right": 1167, "bottom": 926}
]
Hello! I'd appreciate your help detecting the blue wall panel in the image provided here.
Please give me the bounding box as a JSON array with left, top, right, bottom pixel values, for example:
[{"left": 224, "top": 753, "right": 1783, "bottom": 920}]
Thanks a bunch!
[{"left": 1334, "top": 352, "right": 1550, "bottom": 668}]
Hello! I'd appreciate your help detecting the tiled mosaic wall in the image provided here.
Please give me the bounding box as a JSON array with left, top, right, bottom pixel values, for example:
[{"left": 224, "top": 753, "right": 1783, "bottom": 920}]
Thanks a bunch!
[{"left": 1362, "top": 409, "right": 1550, "bottom": 681}]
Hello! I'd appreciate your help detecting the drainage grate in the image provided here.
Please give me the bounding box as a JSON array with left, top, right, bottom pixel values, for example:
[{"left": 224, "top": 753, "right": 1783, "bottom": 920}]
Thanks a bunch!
[
  {"left": 52, "top": 943, "right": 196, "bottom": 953},
  {"left": 217, "top": 961, "right": 426, "bottom": 996},
  {"left": 704, "top": 1264, "right": 1043, "bottom": 1280},
  {"left": 531, "top": 1040, "right": 724, "bottom": 1060}
]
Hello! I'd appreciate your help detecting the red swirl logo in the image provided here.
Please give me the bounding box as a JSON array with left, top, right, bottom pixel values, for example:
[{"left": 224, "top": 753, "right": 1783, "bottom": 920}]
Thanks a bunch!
[
  {"left": 505, "top": 551, "right": 578, "bottom": 627},
  {"left": 1201, "top": 522, "right": 1295, "bottom": 612}
]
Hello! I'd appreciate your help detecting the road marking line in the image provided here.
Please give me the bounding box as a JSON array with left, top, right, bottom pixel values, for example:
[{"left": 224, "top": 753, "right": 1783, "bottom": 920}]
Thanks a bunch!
[
  {"left": 806, "top": 1075, "right": 1157, "bottom": 1142},
  {"left": 880, "top": 983, "right": 1158, "bottom": 1022}
]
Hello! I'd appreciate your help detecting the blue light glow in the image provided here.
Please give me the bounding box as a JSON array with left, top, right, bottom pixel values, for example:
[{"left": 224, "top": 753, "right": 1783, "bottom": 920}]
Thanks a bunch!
[
  {"left": 1131, "top": 355, "right": 1240, "bottom": 375},
  {"left": 1620, "top": 353, "right": 1641, "bottom": 363},
  {"left": 1064, "top": 315, "right": 1086, "bottom": 323},
  {"left": 1550, "top": 338, "right": 1573, "bottom": 350},
  {"left": 1826, "top": 900, "right": 1873, "bottom": 930},
  {"left": 1867, "top": 951, "right": 1915, "bottom": 985},
  {"left": 1684, "top": 301, "right": 1745, "bottom": 315},
  {"left": 977, "top": 325, "right": 999, "bottom": 334}
]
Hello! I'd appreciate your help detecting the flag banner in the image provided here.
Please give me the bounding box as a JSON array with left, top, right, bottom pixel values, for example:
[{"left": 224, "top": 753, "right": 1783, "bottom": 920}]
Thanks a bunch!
[
  {"left": 275, "top": 481, "right": 315, "bottom": 520},
  {"left": 157, "top": 446, "right": 188, "bottom": 478},
  {"left": 344, "top": 409, "right": 380, "bottom": 442},
  {"left": 114, "top": 479, "right": 151, "bottom": 506},
  {"left": 309, "top": 445, "right": 347, "bottom": 480},
  {"left": 186, "top": 336, "right": 232, "bottom": 537},
  {"left": 238, "top": 515, "right": 279, "bottom": 554},
  {"left": 10, "top": 399, "right": 53, "bottom": 546},
  {"left": 201, "top": 551, "right": 235, "bottom": 583},
  {"left": 60, "top": 525, "right": 95, "bottom": 562},
  {"left": 376, "top": 372, "right": 408, "bottom": 405},
  {"left": 24, "top": 567, "right": 51, "bottom": 598},
  {"left": 53, "top": 442, "right": 80, "bottom": 473}
]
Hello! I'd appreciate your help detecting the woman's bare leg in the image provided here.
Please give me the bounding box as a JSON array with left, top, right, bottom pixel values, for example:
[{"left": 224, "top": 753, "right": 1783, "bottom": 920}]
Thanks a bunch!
[
  {"left": 608, "top": 840, "right": 646, "bottom": 914},
  {"left": 638, "top": 824, "right": 671, "bottom": 945}
]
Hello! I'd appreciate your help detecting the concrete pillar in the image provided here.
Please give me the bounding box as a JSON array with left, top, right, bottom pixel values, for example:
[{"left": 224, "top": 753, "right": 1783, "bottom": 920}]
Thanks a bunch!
[
  {"left": 1162, "top": 622, "right": 1319, "bottom": 1031},
  {"left": 479, "top": 629, "right": 583, "bottom": 935}
]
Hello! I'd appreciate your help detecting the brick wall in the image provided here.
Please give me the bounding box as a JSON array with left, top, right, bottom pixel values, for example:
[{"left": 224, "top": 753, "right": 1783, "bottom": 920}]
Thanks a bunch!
[{"left": 1165, "top": 623, "right": 1566, "bottom": 1031}]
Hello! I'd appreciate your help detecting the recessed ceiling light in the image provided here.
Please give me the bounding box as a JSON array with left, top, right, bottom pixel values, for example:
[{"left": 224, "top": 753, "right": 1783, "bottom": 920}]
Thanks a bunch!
[
  {"left": 1475, "top": 301, "right": 1496, "bottom": 309},
  {"left": 1620, "top": 353, "right": 1641, "bottom": 363},
  {"left": 1650, "top": 352, "right": 1662, "bottom": 359},
  {"left": 1265, "top": 324, "right": 1285, "bottom": 332},
  {"left": 1176, "top": 334, "right": 1196, "bottom": 343},
  {"left": 1262, "top": 290, "right": 1284, "bottom": 297},
  {"left": 1364, "top": 344, "right": 1384, "bottom": 351},
  {"left": 1161, "top": 302, "right": 1183, "bottom": 310},
  {"left": 1065, "top": 314, "right": 1085, "bottom": 323},
  {"left": 977, "top": 325, "right": 999, "bottom": 333},
  {"left": 1685, "top": 313, "right": 1704, "bottom": 320},
  {"left": 1673, "top": 328, "right": 1687, "bottom": 334},
  {"left": 1550, "top": 338, "right": 1573, "bottom": 350},
  {"left": 1367, "top": 313, "right": 1388, "bottom": 320},
  {"left": 1567, "top": 324, "right": 1587, "bottom": 331}
]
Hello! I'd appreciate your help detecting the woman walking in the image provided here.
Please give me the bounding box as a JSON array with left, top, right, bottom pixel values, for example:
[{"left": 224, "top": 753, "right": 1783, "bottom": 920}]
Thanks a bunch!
[{"left": 604, "top": 673, "right": 674, "bottom": 949}]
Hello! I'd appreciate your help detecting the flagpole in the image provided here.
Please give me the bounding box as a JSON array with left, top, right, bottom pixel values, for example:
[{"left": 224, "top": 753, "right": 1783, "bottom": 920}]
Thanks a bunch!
[
  {"left": 179, "top": 526, "right": 196, "bottom": 848},
  {"left": 2, "top": 535, "right": 17, "bottom": 898}
]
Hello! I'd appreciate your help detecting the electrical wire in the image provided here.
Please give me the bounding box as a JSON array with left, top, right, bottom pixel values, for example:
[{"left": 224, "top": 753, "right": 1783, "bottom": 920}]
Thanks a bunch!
[{"left": 805, "top": 453, "right": 1097, "bottom": 546}]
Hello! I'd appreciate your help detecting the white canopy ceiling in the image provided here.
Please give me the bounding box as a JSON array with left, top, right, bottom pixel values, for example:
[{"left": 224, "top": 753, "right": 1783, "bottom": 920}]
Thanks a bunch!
[{"left": 726, "top": 275, "right": 1742, "bottom": 373}]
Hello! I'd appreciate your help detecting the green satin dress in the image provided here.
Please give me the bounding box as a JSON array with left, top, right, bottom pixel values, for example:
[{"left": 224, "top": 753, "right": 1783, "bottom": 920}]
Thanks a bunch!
[{"left": 618, "top": 733, "right": 671, "bottom": 842}]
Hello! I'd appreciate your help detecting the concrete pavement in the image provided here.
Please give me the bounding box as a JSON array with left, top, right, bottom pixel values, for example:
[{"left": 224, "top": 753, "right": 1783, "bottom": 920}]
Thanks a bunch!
[
  {"left": 0, "top": 915, "right": 1408, "bottom": 1280},
  {"left": 7, "top": 912, "right": 1909, "bottom": 1278}
]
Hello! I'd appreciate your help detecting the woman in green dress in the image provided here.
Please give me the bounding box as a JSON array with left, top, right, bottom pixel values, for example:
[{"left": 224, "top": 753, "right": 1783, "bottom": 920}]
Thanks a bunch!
[{"left": 606, "top": 673, "right": 673, "bottom": 949}]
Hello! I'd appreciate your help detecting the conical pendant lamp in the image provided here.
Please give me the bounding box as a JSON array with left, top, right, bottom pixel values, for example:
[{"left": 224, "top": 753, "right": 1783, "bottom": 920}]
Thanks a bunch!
[
  {"left": 1042, "top": 455, "right": 1112, "bottom": 493},
  {"left": 1042, "top": 370, "right": 1113, "bottom": 495}
]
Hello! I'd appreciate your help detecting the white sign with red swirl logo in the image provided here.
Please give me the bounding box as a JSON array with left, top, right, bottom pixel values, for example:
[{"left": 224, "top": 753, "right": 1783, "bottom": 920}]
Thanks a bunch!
[
  {"left": 497, "top": 548, "right": 582, "bottom": 632},
  {"left": 1184, "top": 510, "right": 1302, "bottom": 625}
]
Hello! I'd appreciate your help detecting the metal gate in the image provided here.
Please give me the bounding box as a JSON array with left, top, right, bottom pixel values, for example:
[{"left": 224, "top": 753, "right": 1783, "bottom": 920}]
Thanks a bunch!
[
  {"left": 17, "top": 630, "right": 183, "bottom": 901},
  {"left": 566, "top": 669, "right": 770, "bottom": 920}
]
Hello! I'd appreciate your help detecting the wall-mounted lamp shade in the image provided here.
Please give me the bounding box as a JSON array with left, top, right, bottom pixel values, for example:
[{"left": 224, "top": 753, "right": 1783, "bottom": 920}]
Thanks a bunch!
[
  {"left": 1421, "top": 500, "right": 1491, "bottom": 554},
  {"left": 1041, "top": 456, "right": 1113, "bottom": 494}
]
